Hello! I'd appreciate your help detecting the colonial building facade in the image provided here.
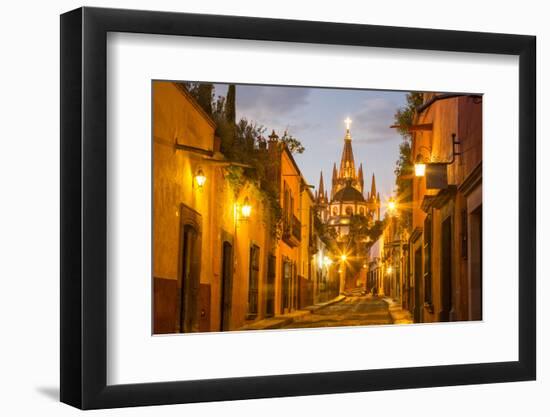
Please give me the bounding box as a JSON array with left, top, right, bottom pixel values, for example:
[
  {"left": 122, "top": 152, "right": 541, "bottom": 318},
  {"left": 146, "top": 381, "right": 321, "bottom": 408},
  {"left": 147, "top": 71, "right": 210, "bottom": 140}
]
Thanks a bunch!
[
  {"left": 152, "top": 81, "right": 340, "bottom": 333},
  {"left": 406, "top": 93, "right": 483, "bottom": 323}
]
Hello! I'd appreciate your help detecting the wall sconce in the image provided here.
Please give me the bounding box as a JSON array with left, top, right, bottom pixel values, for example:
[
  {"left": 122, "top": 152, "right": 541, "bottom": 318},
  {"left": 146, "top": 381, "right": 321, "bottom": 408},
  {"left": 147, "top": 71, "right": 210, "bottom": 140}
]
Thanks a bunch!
[
  {"left": 240, "top": 197, "right": 252, "bottom": 219},
  {"left": 414, "top": 133, "right": 460, "bottom": 177},
  {"left": 194, "top": 168, "right": 206, "bottom": 188},
  {"left": 414, "top": 154, "right": 427, "bottom": 177}
]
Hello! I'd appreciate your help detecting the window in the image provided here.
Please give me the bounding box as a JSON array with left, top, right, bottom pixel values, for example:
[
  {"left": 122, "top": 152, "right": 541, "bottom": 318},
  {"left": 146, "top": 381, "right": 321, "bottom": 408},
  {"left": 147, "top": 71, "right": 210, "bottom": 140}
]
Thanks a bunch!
[
  {"left": 265, "top": 255, "right": 276, "bottom": 317},
  {"left": 282, "top": 258, "right": 292, "bottom": 311},
  {"left": 283, "top": 182, "right": 290, "bottom": 225},
  {"left": 345, "top": 206, "right": 352, "bottom": 215},
  {"left": 247, "top": 245, "right": 260, "bottom": 318}
]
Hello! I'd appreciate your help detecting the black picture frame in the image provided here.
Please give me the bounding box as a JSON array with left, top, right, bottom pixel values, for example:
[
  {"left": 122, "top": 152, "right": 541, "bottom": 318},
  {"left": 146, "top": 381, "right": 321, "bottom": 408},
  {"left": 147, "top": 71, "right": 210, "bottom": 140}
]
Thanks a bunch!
[{"left": 60, "top": 6, "right": 536, "bottom": 410}]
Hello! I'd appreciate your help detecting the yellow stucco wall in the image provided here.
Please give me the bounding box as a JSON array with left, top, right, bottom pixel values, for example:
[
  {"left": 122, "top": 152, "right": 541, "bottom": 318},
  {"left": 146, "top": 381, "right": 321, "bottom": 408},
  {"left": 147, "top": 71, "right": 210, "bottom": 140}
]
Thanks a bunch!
[
  {"left": 153, "top": 81, "right": 217, "bottom": 283},
  {"left": 153, "top": 81, "right": 272, "bottom": 331}
]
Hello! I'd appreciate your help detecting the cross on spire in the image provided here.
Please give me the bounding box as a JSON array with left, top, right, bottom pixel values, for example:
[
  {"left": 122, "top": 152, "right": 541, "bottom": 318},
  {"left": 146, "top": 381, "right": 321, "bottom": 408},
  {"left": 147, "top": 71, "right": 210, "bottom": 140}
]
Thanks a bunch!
[{"left": 344, "top": 117, "right": 352, "bottom": 131}]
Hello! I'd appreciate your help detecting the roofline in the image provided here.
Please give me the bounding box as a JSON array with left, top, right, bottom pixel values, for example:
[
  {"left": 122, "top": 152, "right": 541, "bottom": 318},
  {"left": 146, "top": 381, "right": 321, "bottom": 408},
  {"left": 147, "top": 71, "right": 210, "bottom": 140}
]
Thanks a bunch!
[
  {"left": 171, "top": 82, "right": 217, "bottom": 129},
  {"left": 416, "top": 93, "right": 483, "bottom": 115},
  {"left": 281, "top": 145, "right": 315, "bottom": 199}
]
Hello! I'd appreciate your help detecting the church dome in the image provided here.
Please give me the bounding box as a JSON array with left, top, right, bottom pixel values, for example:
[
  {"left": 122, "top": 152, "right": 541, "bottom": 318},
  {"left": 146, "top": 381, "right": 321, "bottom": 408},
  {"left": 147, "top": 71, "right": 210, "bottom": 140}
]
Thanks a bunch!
[{"left": 332, "top": 185, "right": 365, "bottom": 202}]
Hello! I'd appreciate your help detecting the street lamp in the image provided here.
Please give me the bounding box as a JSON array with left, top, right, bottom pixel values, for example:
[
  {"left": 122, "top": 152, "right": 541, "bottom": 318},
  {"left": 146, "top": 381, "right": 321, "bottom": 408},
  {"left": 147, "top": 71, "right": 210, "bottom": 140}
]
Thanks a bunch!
[{"left": 388, "top": 197, "right": 397, "bottom": 214}]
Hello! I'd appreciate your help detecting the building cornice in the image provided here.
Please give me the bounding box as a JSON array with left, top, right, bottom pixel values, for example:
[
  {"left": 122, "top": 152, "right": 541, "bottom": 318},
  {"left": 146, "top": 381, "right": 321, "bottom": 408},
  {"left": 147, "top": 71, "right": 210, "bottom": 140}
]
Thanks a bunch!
[
  {"left": 458, "top": 162, "right": 482, "bottom": 196},
  {"left": 421, "top": 186, "right": 457, "bottom": 213}
]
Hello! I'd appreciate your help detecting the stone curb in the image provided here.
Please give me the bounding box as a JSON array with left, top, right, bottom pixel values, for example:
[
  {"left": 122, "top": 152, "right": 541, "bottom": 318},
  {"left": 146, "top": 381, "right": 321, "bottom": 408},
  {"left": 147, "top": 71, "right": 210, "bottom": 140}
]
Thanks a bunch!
[
  {"left": 239, "top": 295, "right": 347, "bottom": 330},
  {"left": 383, "top": 298, "right": 414, "bottom": 324},
  {"left": 303, "top": 295, "right": 347, "bottom": 313}
]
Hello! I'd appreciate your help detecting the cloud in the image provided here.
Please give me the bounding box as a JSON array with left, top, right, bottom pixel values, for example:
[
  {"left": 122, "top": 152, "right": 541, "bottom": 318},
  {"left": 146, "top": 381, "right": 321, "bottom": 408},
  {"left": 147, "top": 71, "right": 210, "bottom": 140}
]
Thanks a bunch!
[
  {"left": 236, "top": 85, "right": 311, "bottom": 122},
  {"left": 351, "top": 96, "right": 402, "bottom": 145}
]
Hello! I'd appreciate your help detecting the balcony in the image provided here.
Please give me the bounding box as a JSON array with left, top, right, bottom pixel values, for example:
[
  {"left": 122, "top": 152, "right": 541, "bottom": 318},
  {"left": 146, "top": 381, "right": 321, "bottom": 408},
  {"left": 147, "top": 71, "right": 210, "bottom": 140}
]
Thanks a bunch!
[{"left": 282, "top": 214, "right": 301, "bottom": 247}]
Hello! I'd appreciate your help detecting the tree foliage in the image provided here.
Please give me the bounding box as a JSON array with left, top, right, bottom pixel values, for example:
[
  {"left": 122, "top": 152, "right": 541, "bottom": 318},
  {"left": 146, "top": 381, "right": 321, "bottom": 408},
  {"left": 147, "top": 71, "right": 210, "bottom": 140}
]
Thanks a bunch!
[
  {"left": 279, "top": 130, "right": 305, "bottom": 154},
  {"left": 393, "top": 92, "right": 423, "bottom": 231},
  {"left": 181, "top": 82, "right": 306, "bottom": 240},
  {"left": 348, "top": 215, "right": 385, "bottom": 244}
]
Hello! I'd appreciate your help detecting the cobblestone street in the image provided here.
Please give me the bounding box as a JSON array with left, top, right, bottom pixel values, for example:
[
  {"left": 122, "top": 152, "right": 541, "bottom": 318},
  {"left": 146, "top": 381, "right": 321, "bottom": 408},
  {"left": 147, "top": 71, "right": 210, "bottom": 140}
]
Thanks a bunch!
[{"left": 280, "top": 295, "right": 393, "bottom": 329}]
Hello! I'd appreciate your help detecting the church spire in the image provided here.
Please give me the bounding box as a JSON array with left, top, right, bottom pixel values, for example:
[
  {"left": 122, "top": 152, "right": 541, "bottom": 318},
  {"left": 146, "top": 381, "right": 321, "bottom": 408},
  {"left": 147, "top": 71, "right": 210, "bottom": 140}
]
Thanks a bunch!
[
  {"left": 339, "top": 118, "right": 356, "bottom": 179},
  {"left": 317, "top": 171, "right": 325, "bottom": 202},
  {"left": 370, "top": 173, "right": 377, "bottom": 199},
  {"left": 358, "top": 163, "right": 364, "bottom": 193}
]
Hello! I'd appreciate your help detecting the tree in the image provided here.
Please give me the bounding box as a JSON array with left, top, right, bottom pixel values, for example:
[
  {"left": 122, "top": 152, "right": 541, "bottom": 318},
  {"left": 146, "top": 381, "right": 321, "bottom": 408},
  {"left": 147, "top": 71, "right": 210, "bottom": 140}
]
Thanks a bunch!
[
  {"left": 180, "top": 81, "right": 306, "bottom": 240},
  {"left": 393, "top": 92, "right": 423, "bottom": 230},
  {"left": 279, "top": 130, "right": 305, "bottom": 154},
  {"left": 225, "top": 84, "right": 236, "bottom": 125},
  {"left": 197, "top": 84, "right": 213, "bottom": 116}
]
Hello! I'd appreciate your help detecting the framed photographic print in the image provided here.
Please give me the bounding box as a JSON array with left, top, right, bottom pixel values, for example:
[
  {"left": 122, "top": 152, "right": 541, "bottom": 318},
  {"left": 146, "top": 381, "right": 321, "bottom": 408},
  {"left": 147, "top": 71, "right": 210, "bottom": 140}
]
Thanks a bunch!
[{"left": 60, "top": 7, "right": 536, "bottom": 409}]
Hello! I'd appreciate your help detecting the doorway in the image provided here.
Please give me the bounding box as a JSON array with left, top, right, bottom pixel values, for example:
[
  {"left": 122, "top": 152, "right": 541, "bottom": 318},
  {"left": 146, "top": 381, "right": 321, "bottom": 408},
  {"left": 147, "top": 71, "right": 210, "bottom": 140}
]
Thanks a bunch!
[
  {"left": 220, "top": 241, "right": 233, "bottom": 331},
  {"left": 265, "top": 255, "right": 276, "bottom": 317},
  {"left": 440, "top": 216, "right": 453, "bottom": 321},
  {"left": 179, "top": 225, "right": 200, "bottom": 333},
  {"left": 414, "top": 247, "right": 422, "bottom": 323},
  {"left": 469, "top": 206, "right": 482, "bottom": 320}
]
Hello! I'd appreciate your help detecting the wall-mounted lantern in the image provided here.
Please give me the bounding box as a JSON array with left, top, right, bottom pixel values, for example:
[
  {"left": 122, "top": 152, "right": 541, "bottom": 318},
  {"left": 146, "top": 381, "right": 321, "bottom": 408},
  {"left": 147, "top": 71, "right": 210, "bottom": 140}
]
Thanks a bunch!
[
  {"left": 414, "top": 133, "right": 460, "bottom": 178},
  {"left": 414, "top": 155, "right": 427, "bottom": 177},
  {"left": 194, "top": 168, "right": 206, "bottom": 188},
  {"left": 241, "top": 197, "right": 252, "bottom": 219}
]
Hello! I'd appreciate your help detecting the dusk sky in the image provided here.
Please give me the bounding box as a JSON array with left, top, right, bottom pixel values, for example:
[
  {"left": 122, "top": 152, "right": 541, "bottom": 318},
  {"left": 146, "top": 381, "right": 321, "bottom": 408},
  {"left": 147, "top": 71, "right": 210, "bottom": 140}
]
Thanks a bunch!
[{"left": 213, "top": 83, "right": 408, "bottom": 208}]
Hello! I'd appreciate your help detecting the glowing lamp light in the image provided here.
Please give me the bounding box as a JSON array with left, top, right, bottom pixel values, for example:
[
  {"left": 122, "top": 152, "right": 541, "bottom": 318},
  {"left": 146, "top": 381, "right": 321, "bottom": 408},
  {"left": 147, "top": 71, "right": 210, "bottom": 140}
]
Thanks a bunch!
[
  {"left": 388, "top": 197, "right": 397, "bottom": 213},
  {"left": 415, "top": 163, "right": 426, "bottom": 177},
  {"left": 414, "top": 154, "right": 427, "bottom": 177},
  {"left": 194, "top": 168, "right": 206, "bottom": 188},
  {"left": 323, "top": 256, "right": 333, "bottom": 267},
  {"left": 386, "top": 266, "right": 393, "bottom": 275},
  {"left": 316, "top": 255, "right": 323, "bottom": 269},
  {"left": 241, "top": 197, "right": 252, "bottom": 219},
  {"left": 340, "top": 254, "right": 347, "bottom": 262}
]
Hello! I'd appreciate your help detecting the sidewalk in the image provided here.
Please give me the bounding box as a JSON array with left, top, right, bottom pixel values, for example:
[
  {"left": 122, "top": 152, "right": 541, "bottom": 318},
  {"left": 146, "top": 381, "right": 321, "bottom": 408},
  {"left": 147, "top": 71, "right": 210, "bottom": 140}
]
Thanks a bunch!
[
  {"left": 383, "top": 297, "right": 414, "bottom": 324},
  {"left": 238, "top": 295, "right": 346, "bottom": 331}
]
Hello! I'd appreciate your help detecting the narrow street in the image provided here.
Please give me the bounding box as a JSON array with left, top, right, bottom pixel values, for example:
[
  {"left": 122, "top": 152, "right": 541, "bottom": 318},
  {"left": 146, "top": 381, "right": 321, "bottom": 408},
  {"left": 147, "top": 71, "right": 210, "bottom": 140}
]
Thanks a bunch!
[{"left": 281, "top": 295, "right": 392, "bottom": 329}]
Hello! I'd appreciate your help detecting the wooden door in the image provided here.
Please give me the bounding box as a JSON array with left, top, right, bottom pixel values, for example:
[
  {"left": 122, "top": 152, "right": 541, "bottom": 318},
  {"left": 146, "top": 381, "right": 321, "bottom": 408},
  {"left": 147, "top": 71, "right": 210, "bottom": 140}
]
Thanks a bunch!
[
  {"left": 220, "top": 242, "right": 233, "bottom": 331},
  {"left": 440, "top": 216, "right": 453, "bottom": 321},
  {"left": 179, "top": 225, "right": 200, "bottom": 333},
  {"left": 414, "top": 248, "right": 422, "bottom": 323}
]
